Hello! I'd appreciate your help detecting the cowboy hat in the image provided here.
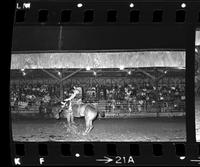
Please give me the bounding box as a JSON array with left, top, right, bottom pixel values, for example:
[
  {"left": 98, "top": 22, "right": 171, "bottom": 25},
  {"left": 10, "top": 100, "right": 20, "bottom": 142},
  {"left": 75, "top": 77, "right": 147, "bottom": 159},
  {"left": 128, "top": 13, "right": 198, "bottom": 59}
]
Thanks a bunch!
[{"left": 74, "top": 86, "right": 82, "bottom": 91}]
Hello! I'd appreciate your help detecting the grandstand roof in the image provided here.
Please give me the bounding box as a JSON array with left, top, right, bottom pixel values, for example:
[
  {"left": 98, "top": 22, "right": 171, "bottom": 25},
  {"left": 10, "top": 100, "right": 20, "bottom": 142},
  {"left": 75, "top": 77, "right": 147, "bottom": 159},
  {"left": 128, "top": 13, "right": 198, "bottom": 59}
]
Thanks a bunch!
[
  {"left": 11, "top": 51, "right": 185, "bottom": 69},
  {"left": 196, "top": 30, "right": 200, "bottom": 46}
]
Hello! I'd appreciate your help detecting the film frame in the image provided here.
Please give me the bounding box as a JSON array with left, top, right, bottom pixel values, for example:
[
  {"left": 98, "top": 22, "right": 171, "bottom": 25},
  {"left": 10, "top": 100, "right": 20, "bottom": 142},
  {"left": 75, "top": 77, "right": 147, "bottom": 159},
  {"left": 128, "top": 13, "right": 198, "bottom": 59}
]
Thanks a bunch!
[{"left": 8, "top": 0, "right": 200, "bottom": 166}]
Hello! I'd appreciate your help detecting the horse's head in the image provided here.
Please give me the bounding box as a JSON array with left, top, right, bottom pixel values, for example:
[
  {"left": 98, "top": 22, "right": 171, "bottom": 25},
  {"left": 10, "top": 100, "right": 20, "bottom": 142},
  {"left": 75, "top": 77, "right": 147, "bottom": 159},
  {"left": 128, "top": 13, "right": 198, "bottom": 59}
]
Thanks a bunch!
[
  {"left": 51, "top": 103, "right": 63, "bottom": 119},
  {"left": 54, "top": 111, "right": 59, "bottom": 119},
  {"left": 52, "top": 101, "right": 70, "bottom": 119}
]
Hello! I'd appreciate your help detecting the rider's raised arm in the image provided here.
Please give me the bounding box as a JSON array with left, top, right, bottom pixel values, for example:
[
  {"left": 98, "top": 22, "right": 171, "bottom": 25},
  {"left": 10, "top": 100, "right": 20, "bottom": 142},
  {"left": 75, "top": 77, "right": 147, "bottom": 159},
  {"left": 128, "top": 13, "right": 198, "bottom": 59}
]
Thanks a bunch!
[
  {"left": 77, "top": 99, "right": 82, "bottom": 103},
  {"left": 64, "top": 93, "right": 76, "bottom": 101}
]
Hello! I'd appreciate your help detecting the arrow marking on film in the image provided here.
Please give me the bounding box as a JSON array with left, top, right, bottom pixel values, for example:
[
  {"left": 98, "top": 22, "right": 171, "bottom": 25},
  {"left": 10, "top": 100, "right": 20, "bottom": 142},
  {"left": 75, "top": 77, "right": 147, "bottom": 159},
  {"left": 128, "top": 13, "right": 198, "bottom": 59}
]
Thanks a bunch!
[
  {"left": 190, "top": 160, "right": 200, "bottom": 162},
  {"left": 96, "top": 156, "right": 113, "bottom": 164}
]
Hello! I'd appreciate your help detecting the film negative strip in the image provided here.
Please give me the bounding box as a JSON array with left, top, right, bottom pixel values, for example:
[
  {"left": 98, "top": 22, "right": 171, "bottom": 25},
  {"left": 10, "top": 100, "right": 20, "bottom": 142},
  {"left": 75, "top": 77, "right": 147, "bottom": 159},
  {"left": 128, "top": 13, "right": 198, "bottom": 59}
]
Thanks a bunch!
[{"left": 8, "top": 0, "right": 200, "bottom": 166}]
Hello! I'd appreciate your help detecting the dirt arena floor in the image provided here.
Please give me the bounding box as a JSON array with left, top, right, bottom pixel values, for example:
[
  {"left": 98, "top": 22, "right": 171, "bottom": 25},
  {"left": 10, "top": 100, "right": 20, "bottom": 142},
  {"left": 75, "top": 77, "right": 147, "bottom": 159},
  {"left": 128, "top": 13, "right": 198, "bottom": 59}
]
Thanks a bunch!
[
  {"left": 195, "top": 97, "right": 200, "bottom": 141},
  {"left": 12, "top": 116, "right": 186, "bottom": 142}
]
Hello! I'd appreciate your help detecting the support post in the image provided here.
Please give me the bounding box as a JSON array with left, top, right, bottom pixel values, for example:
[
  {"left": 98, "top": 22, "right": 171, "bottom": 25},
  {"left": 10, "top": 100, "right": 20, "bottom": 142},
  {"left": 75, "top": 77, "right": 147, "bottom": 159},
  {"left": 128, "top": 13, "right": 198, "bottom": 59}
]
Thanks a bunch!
[
  {"left": 60, "top": 81, "right": 64, "bottom": 101},
  {"left": 58, "top": 26, "right": 63, "bottom": 50},
  {"left": 136, "top": 69, "right": 156, "bottom": 80},
  {"left": 59, "top": 71, "right": 64, "bottom": 100},
  {"left": 42, "top": 69, "right": 60, "bottom": 81},
  {"left": 60, "top": 68, "right": 82, "bottom": 82},
  {"left": 155, "top": 80, "right": 161, "bottom": 117},
  {"left": 156, "top": 71, "right": 168, "bottom": 82}
]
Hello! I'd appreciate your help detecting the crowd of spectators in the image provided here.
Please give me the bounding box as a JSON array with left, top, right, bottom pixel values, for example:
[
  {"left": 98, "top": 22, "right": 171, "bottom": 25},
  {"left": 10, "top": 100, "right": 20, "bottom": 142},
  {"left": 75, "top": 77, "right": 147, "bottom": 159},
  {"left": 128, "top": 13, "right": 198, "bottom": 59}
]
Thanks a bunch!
[
  {"left": 10, "top": 83, "right": 60, "bottom": 110},
  {"left": 92, "top": 82, "right": 185, "bottom": 112},
  {"left": 10, "top": 78, "right": 185, "bottom": 113}
]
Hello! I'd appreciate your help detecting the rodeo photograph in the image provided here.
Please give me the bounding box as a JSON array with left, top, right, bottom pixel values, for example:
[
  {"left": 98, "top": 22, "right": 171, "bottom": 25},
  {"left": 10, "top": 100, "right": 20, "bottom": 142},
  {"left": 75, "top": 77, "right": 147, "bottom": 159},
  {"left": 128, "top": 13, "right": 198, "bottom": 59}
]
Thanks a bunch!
[{"left": 10, "top": 51, "right": 186, "bottom": 142}]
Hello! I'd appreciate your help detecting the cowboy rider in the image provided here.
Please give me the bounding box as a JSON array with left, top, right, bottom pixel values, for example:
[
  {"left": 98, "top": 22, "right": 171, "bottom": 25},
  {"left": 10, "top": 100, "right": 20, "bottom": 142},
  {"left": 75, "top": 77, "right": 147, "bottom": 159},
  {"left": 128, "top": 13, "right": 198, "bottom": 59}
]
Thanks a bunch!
[{"left": 61, "top": 86, "right": 82, "bottom": 124}]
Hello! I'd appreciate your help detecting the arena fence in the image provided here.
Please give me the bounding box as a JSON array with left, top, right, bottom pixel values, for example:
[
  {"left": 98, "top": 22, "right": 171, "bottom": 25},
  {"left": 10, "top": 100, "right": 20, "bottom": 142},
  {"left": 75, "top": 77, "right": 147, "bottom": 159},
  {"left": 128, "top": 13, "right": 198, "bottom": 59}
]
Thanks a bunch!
[{"left": 11, "top": 99, "right": 185, "bottom": 119}]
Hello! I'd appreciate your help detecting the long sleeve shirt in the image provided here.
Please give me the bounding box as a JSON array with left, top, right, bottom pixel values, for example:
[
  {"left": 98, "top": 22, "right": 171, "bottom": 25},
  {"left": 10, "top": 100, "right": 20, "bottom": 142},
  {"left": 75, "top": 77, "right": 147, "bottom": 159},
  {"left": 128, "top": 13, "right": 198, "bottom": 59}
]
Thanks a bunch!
[
  {"left": 61, "top": 91, "right": 79, "bottom": 109},
  {"left": 64, "top": 93, "right": 77, "bottom": 101}
]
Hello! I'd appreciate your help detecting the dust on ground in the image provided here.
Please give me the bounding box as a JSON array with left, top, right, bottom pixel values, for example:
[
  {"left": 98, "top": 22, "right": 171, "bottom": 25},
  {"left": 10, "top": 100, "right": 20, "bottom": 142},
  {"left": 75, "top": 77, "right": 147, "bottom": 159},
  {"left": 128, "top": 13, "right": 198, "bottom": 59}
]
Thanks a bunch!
[{"left": 12, "top": 117, "right": 186, "bottom": 142}]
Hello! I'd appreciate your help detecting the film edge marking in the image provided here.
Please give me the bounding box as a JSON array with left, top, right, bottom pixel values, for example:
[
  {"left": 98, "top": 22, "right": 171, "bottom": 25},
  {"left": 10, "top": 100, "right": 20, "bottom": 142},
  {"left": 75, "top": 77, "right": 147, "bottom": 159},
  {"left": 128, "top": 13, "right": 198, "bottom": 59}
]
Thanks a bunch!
[
  {"left": 96, "top": 156, "right": 135, "bottom": 164},
  {"left": 14, "top": 157, "right": 21, "bottom": 165}
]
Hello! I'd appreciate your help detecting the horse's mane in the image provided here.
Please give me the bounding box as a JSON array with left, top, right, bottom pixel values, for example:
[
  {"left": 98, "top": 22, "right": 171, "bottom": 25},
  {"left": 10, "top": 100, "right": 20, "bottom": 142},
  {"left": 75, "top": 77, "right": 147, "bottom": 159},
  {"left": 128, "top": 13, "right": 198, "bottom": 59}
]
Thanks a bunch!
[{"left": 86, "top": 103, "right": 96, "bottom": 110}]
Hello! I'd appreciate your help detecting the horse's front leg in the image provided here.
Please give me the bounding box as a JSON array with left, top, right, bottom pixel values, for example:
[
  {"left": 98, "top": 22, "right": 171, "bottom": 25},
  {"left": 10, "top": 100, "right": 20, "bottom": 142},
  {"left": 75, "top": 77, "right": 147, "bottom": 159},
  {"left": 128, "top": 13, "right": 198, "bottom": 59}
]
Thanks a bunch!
[{"left": 70, "top": 112, "right": 75, "bottom": 123}]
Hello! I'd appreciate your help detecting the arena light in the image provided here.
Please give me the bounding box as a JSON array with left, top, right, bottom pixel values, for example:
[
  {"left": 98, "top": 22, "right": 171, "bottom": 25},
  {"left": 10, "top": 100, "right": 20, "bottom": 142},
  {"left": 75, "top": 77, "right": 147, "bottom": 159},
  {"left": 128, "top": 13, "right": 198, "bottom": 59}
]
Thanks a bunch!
[
  {"left": 86, "top": 67, "right": 91, "bottom": 71},
  {"left": 119, "top": 66, "right": 124, "bottom": 70},
  {"left": 57, "top": 71, "right": 61, "bottom": 76},
  {"left": 77, "top": 3, "right": 83, "bottom": 8},
  {"left": 21, "top": 69, "right": 25, "bottom": 72},
  {"left": 129, "top": 3, "right": 134, "bottom": 8},
  {"left": 181, "top": 3, "right": 186, "bottom": 8},
  {"left": 176, "top": 67, "right": 185, "bottom": 70}
]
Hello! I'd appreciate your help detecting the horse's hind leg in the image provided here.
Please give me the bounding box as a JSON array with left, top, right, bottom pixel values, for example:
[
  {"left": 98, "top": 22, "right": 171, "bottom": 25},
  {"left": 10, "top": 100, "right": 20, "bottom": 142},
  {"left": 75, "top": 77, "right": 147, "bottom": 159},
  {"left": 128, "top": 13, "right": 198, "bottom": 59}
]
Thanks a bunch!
[
  {"left": 87, "top": 120, "right": 94, "bottom": 133},
  {"left": 83, "top": 119, "right": 94, "bottom": 135}
]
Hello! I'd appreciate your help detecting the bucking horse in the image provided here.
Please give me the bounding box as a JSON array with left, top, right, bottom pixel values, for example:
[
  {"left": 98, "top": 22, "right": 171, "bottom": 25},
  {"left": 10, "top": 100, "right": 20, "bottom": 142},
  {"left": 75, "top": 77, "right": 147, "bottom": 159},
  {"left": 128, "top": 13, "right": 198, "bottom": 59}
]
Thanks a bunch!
[{"left": 52, "top": 102, "right": 98, "bottom": 135}]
